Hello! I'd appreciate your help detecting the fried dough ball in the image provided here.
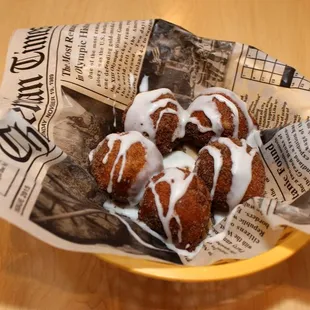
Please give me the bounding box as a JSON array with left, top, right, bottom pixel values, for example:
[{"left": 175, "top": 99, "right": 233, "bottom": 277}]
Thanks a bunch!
[
  {"left": 139, "top": 167, "right": 211, "bottom": 251},
  {"left": 123, "top": 88, "right": 187, "bottom": 155},
  {"left": 186, "top": 87, "right": 258, "bottom": 147},
  {"left": 90, "top": 131, "right": 163, "bottom": 204},
  {"left": 195, "top": 137, "right": 265, "bottom": 212}
]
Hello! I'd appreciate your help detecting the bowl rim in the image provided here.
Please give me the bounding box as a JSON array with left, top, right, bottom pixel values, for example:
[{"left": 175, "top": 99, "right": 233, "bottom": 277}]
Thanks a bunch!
[{"left": 96, "top": 230, "right": 309, "bottom": 282}]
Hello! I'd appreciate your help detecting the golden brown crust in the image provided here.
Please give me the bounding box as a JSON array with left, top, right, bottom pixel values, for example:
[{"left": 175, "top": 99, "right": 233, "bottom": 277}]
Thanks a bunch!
[
  {"left": 90, "top": 136, "right": 146, "bottom": 203},
  {"left": 243, "top": 153, "right": 265, "bottom": 202},
  {"left": 216, "top": 93, "right": 248, "bottom": 138},
  {"left": 123, "top": 92, "right": 180, "bottom": 155},
  {"left": 150, "top": 101, "right": 180, "bottom": 155},
  {"left": 186, "top": 93, "right": 258, "bottom": 148},
  {"left": 185, "top": 109, "right": 215, "bottom": 147},
  {"left": 196, "top": 141, "right": 233, "bottom": 212},
  {"left": 139, "top": 169, "right": 211, "bottom": 251},
  {"left": 196, "top": 138, "right": 265, "bottom": 212}
]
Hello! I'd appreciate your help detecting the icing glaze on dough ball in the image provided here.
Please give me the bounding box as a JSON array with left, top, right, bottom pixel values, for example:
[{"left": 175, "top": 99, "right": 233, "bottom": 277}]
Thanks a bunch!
[
  {"left": 90, "top": 131, "right": 163, "bottom": 204},
  {"left": 139, "top": 167, "right": 211, "bottom": 251},
  {"left": 123, "top": 88, "right": 188, "bottom": 155},
  {"left": 195, "top": 137, "right": 265, "bottom": 212},
  {"left": 186, "top": 87, "right": 257, "bottom": 147}
]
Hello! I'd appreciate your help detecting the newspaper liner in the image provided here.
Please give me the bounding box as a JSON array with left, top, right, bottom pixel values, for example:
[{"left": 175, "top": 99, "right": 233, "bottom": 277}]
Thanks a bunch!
[{"left": 0, "top": 19, "right": 309, "bottom": 266}]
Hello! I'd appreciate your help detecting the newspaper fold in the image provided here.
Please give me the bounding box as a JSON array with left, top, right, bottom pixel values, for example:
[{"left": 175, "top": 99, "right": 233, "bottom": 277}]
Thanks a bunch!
[{"left": 0, "top": 19, "right": 309, "bottom": 265}]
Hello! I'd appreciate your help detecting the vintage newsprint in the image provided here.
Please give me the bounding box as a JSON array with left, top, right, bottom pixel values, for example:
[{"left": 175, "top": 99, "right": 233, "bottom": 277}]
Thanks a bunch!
[{"left": 0, "top": 19, "right": 309, "bottom": 265}]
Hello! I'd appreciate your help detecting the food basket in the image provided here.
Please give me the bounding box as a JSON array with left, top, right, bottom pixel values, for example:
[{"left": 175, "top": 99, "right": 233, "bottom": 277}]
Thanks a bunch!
[{"left": 1, "top": 19, "right": 310, "bottom": 282}]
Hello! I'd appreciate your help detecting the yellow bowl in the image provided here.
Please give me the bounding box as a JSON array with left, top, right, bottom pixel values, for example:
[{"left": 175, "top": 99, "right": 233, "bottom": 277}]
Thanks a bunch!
[{"left": 96, "top": 230, "right": 309, "bottom": 282}]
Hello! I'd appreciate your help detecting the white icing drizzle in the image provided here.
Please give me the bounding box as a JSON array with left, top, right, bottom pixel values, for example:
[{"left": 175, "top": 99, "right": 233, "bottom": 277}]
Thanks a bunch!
[
  {"left": 187, "top": 95, "right": 223, "bottom": 135},
  {"left": 202, "top": 87, "right": 256, "bottom": 134},
  {"left": 156, "top": 108, "right": 177, "bottom": 130},
  {"left": 182, "top": 144, "right": 198, "bottom": 161},
  {"left": 163, "top": 151, "right": 195, "bottom": 171},
  {"left": 139, "top": 75, "right": 149, "bottom": 92},
  {"left": 217, "top": 137, "right": 257, "bottom": 209},
  {"left": 174, "top": 215, "right": 183, "bottom": 243},
  {"left": 138, "top": 220, "right": 205, "bottom": 258},
  {"left": 188, "top": 87, "right": 256, "bottom": 139},
  {"left": 178, "top": 108, "right": 190, "bottom": 140},
  {"left": 104, "top": 198, "right": 202, "bottom": 257},
  {"left": 92, "top": 131, "right": 163, "bottom": 204},
  {"left": 124, "top": 88, "right": 188, "bottom": 143},
  {"left": 89, "top": 149, "right": 95, "bottom": 162},
  {"left": 200, "top": 145, "right": 223, "bottom": 198},
  {"left": 103, "top": 199, "right": 139, "bottom": 220},
  {"left": 112, "top": 212, "right": 169, "bottom": 252},
  {"left": 148, "top": 167, "right": 194, "bottom": 244},
  {"left": 187, "top": 94, "right": 239, "bottom": 137},
  {"left": 103, "top": 193, "right": 206, "bottom": 258},
  {"left": 246, "top": 129, "right": 262, "bottom": 148}
]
